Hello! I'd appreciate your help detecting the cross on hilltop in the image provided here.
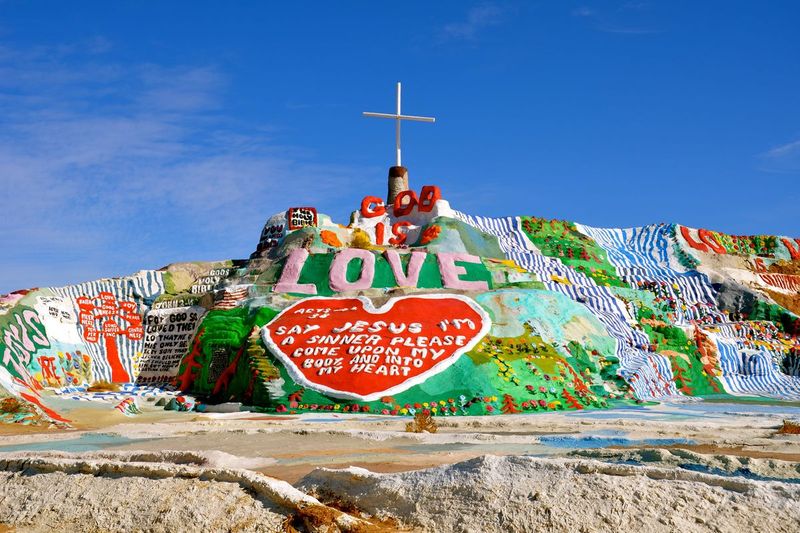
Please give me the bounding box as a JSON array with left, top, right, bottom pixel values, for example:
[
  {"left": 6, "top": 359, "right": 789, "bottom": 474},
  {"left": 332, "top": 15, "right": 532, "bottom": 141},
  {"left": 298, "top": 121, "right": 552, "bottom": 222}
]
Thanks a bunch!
[{"left": 363, "top": 82, "right": 435, "bottom": 202}]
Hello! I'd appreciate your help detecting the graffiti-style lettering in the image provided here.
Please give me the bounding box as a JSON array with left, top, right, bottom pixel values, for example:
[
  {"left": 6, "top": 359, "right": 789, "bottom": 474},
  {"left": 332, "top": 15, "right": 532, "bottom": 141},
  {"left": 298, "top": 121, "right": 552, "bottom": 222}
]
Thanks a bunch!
[
  {"left": 138, "top": 307, "right": 205, "bottom": 384},
  {"left": 437, "top": 253, "right": 490, "bottom": 291},
  {"left": 360, "top": 196, "right": 386, "bottom": 218},
  {"left": 274, "top": 250, "right": 490, "bottom": 295},
  {"left": 0, "top": 307, "right": 50, "bottom": 381},
  {"left": 263, "top": 295, "right": 490, "bottom": 401},
  {"left": 681, "top": 226, "right": 727, "bottom": 254},
  {"left": 287, "top": 207, "right": 318, "bottom": 230},
  {"left": 329, "top": 249, "right": 376, "bottom": 292},
  {"left": 697, "top": 229, "right": 726, "bottom": 254},
  {"left": 418, "top": 185, "right": 441, "bottom": 212},
  {"left": 390, "top": 221, "right": 412, "bottom": 245},
  {"left": 374, "top": 221, "right": 386, "bottom": 245},
  {"left": 358, "top": 185, "right": 443, "bottom": 220},
  {"left": 393, "top": 190, "right": 418, "bottom": 217},
  {"left": 383, "top": 250, "right": 426, "bottom": 287},
  {"left": 274, "top": 248, "right": 318, "bottom": 295}
]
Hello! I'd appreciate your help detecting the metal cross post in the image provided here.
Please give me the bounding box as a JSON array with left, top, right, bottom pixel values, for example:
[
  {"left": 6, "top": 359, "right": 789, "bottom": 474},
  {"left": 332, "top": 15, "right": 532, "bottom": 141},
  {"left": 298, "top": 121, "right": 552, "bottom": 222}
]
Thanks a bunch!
[{"left": 363, "top": 82, "right": 435, "bottom": 167}]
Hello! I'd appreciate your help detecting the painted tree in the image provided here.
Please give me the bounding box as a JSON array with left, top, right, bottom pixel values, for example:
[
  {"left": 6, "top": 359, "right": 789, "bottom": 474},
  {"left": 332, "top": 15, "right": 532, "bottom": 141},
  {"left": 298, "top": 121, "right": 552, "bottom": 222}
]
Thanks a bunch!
[
  {"left": 694, "top": 327, "right": 722, "bottom": 393},
  {"left": 76, "top": 292, "right": 143, "bottom": 383},
  {"left": 501, "top": 394, "right": 520, "bottom": 414},
  {"left": 212, "top": 345, "right": 244, "bottom": 396},
  {"left": 173, "top": 329, "right": 205, "bottom": 390},
  {"left": 671, "top": 361, "right": 694, "bottom": 395},
  {"left": 561, "top": 388, "right": 583, "bottom": 410}
]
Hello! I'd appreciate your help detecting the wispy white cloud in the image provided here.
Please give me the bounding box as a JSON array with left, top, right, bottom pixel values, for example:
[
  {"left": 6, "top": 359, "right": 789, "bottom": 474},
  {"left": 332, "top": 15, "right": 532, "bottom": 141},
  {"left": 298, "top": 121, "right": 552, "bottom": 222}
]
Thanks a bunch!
[
  {"left": 621, "top": 2, "right": 651, "bottom": 11},
  {"left": 0, "top": 39, "right": 366, "bottom": 293},
  {"left": 571, "top": 4, "right": 660, "bottom": 35},
  {"left": 766, "top": 139, "right": 800, "bottom": 158},
  {"left": 758, "top": 138, "right": 800, "bottom": 173},
  {"left": 572, "top": 7, "right": 595, "bottom": 18},
  {"left": 595, "top": 25, "right": 660, "bottom": 35},
  {"left": 441, "top": 4, "right": 505, "bottom": 41}
]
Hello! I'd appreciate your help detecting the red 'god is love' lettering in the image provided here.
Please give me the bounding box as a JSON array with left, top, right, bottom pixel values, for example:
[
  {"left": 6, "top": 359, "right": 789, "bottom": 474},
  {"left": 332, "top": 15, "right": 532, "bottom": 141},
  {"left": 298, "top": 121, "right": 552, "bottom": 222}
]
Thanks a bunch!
[{"left": 262, "top": 295, "right": 490, "bottom": 401}]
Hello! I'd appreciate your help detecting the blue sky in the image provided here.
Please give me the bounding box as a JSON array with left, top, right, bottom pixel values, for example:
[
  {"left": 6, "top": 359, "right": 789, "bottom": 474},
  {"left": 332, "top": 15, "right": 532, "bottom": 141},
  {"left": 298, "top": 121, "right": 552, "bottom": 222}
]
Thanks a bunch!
[{"left": 1, "top": 1, "right": 799, "bottom": 293}]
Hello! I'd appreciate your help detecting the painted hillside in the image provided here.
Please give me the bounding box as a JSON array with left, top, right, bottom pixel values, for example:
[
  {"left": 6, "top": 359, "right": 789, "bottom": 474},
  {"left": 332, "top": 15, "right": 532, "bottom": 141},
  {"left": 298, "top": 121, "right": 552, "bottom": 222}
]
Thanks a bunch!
[{"left": 2, "top": 185, "right": 799, "bottom": 425}]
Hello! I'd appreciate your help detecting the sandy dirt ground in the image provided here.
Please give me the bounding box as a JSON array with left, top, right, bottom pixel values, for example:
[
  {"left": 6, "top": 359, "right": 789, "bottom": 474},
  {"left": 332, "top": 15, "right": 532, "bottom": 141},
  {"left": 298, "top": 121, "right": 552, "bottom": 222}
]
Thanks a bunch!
[{"left": 0, "top": 397, "right": 798, "bottom": 532}]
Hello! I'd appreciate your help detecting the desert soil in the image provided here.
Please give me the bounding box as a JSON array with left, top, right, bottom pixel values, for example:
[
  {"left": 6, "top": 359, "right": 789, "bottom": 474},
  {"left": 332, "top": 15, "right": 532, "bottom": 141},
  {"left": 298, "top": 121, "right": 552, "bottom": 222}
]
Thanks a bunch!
[{"left": 0, "top": 398, "right": 798, "bottom": 532}]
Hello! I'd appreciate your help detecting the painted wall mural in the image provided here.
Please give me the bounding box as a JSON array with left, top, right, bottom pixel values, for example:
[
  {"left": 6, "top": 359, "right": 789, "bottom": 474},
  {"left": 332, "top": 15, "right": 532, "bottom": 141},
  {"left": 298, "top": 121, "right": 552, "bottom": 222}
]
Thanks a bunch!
[
  {"left": 137, "top": 306, "right": 206, "bottom": 386},
  {"left": 1, "top": 185, "right": 799, "bottom": 424},
  {"left": 263, "top": 295, "right": 490, "bottom": 401},
  {"left": 76, "top": 292, "right": 143, "bottom": 383}
]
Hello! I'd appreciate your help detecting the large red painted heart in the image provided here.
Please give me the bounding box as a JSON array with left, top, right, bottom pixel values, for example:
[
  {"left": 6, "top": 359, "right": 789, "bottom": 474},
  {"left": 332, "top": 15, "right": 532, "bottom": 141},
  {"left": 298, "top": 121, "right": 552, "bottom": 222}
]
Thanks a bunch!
[{"left": 262, "top": 295, "right": 490, "bottom": 401}]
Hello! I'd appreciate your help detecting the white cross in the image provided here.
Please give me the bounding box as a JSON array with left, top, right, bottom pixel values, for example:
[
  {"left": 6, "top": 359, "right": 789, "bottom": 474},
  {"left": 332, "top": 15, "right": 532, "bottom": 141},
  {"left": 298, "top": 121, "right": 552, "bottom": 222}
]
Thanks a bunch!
[{"left": 363, "top": 82, "right": 435, "bottom": 167}]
